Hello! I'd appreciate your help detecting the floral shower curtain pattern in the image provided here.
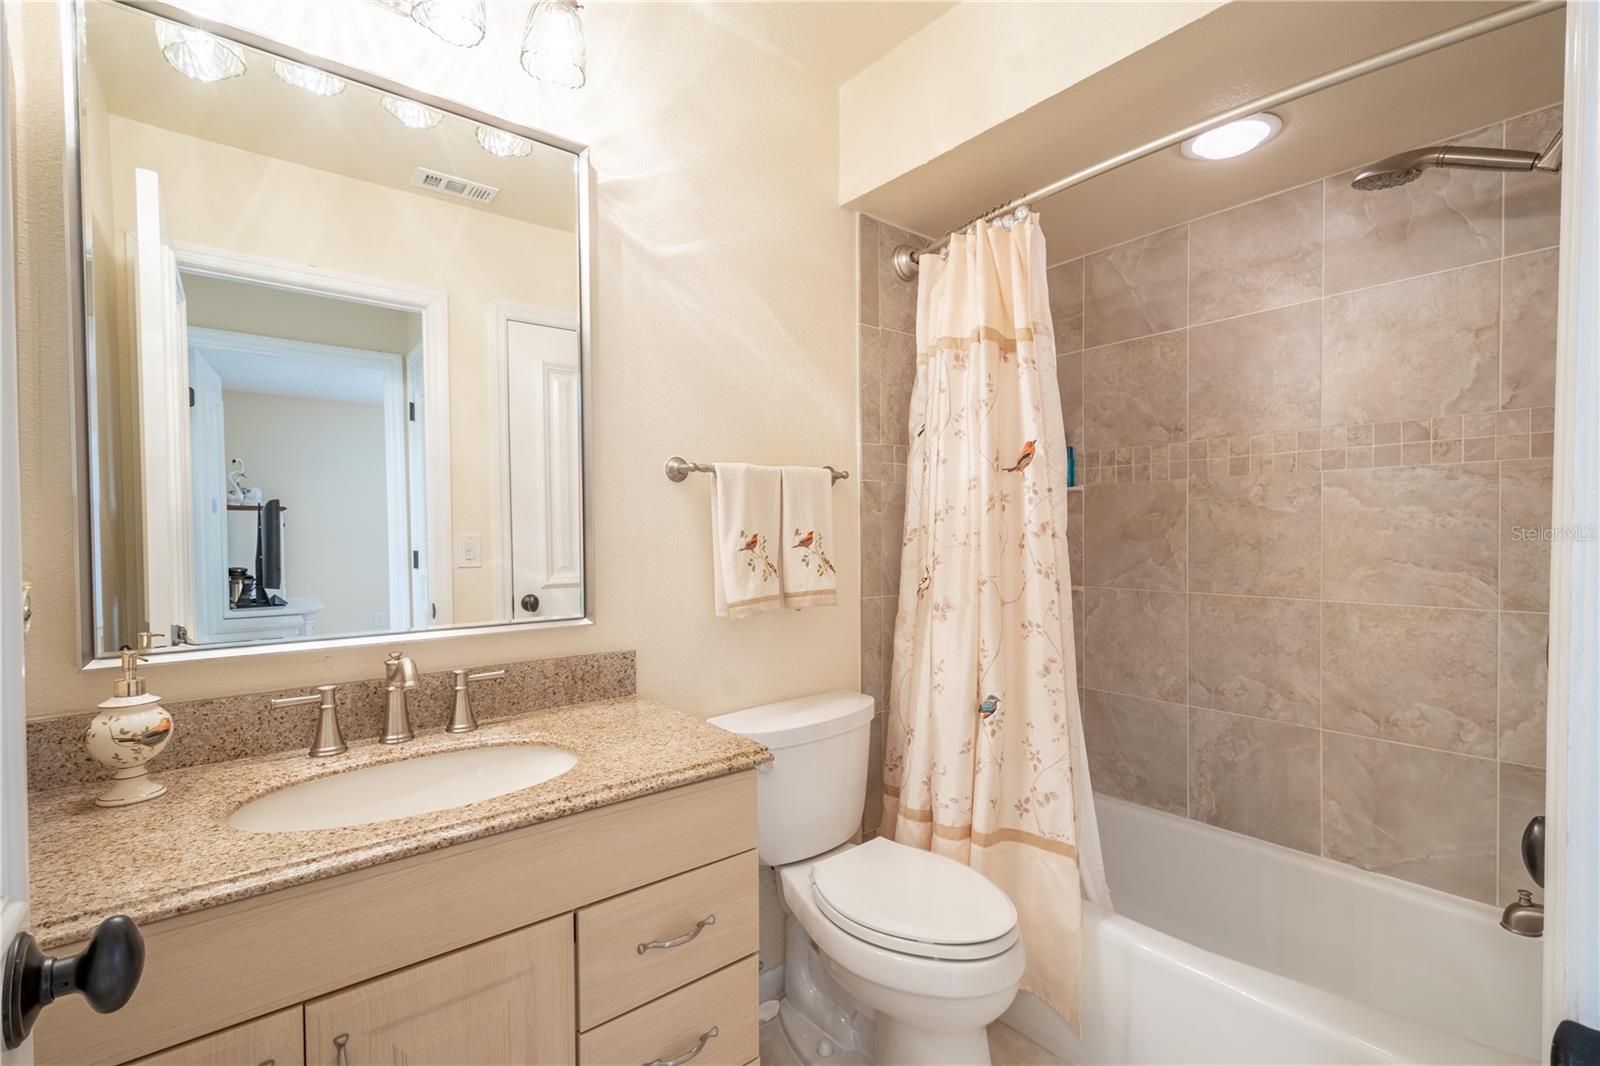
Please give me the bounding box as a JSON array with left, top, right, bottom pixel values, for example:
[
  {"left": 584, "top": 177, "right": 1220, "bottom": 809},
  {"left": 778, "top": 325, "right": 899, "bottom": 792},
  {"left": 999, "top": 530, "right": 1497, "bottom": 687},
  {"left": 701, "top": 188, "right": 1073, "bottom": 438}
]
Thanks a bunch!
[{"left": 880, "top": 209, "right": 1108, "bottom": 1029}]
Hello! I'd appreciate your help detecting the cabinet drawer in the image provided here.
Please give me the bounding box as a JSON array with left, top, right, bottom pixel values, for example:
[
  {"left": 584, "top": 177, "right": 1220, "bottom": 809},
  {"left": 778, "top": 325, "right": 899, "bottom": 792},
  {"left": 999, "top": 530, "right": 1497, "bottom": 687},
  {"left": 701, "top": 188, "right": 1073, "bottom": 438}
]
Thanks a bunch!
[
  {"left": 126, "top": 1006, "right": 303, "bottom": 1066},
  {"left": 578, "top": 851, "right": 758, "bottom": 1028},
  {"left": 579, "top": 957, "right": 757, "bottom": 1066}
]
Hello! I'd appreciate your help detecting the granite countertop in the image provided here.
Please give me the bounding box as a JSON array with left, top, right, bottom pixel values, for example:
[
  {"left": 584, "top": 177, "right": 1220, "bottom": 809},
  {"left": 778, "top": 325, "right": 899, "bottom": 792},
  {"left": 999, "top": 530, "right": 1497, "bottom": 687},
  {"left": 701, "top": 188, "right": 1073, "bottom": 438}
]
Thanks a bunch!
[{"left": 28, "top": 698, "right": 770, "bottom": 949}]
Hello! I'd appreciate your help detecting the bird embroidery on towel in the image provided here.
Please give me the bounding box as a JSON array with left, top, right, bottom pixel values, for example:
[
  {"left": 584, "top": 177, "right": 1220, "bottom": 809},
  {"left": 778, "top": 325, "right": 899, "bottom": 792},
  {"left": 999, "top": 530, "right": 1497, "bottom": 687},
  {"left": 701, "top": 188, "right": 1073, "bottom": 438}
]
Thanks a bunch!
[
  {"left": 792, "top": 529, "right": 836, "bottom": 575},
  {"left": 978, "top": 694, "right": 1000, "bottom": 719},
  {"left": 1004, "top": 440, "right": 1036, "bottom": 473},
  {"left": 739, "top": 533, "right": 760, "bottom": 553}
]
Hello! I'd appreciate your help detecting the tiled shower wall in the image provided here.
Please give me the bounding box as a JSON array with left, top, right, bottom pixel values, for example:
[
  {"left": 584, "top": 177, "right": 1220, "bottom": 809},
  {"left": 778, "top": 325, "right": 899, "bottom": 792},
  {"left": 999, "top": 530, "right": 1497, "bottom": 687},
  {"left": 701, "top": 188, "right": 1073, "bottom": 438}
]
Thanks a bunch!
[
  {"left": 1062, "top": 104, "right": 1560, "bottom": 906},
  {"left": 857, "top": 215, "right": 922, "bottom": 838}
]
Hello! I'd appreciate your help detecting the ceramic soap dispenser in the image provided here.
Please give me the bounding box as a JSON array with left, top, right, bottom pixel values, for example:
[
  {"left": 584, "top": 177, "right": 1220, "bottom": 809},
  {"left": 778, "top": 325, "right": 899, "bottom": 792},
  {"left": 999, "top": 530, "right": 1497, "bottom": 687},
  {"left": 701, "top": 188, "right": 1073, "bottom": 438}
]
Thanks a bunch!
[{"left": 84, "top": 633, "right": 173, "bottom": 807}]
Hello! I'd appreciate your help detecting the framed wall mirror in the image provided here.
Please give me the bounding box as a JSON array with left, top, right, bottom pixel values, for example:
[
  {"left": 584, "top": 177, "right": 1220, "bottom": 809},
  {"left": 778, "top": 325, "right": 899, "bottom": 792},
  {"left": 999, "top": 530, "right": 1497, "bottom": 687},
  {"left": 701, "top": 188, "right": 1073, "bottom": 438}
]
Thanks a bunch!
[{"left": 71, "top": 0, "right": 590, "bottom": 661}]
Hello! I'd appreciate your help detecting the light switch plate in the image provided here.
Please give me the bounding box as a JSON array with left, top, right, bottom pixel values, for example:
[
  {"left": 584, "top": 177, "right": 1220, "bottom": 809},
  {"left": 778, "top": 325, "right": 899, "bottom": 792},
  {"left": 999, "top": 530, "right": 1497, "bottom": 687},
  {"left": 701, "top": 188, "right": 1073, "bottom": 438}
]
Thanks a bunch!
[{"left": 456, "top": 533, "right": 483, "bottom": 568}]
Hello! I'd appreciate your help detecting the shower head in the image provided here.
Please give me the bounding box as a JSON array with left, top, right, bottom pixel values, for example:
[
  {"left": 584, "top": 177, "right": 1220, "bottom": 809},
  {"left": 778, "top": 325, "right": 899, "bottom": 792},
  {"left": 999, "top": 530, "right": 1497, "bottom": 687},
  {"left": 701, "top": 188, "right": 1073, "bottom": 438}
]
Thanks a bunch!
[{"left": 1352, "top": 130, "right": 1563, "bottom": 191}]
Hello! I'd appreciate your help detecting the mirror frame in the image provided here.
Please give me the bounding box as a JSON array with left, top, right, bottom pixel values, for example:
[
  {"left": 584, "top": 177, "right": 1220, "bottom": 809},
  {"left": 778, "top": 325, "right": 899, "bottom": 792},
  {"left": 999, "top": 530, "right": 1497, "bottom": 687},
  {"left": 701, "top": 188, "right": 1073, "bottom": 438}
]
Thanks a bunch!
[{"left": 63, "top": 0, "right": 595, "bottom": 668}]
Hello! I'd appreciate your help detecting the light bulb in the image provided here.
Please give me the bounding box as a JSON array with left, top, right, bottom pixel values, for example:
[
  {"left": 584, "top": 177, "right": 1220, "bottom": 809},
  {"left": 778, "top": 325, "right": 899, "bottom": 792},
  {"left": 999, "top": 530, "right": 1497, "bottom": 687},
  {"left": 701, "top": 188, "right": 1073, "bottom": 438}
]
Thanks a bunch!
[
  {"left": 521, "top": 0, "right": 586, "bottom": 89},
  {"left": 411, "top": 0, "right": 486, "bottom": 47},
  {"left": 382, "top": 94, "right": 444, "bottom": 129},
  {"left": 155, "top": 21, "right": 245, "bottom": 83},
  {"left": 476, "top": 125, "right": 533, "bottom": 158},
  {"left": 273, "top": 59, "right": 345, "bottom": 96}
]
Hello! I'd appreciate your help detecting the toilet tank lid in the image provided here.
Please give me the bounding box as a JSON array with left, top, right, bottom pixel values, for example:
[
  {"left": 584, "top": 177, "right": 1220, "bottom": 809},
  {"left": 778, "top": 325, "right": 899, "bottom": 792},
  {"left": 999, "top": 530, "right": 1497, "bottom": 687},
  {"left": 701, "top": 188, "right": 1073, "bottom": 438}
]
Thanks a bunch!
[{"left": 707, "top": 690, "right": 874, "bottom": 748}]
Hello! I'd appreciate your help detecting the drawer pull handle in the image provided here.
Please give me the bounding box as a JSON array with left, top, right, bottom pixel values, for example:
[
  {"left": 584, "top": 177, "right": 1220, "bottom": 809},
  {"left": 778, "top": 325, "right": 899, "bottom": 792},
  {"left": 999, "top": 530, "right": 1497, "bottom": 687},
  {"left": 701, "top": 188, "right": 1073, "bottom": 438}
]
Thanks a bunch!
[
  {"left": 334, "top": 1033, "right": 350, "bottom": 1066},
  {"left": 637, "top": 914, "right": 716, "bottom": 955},
  {"left": 644, "top": 1025, "right": 718, "bottom": 1066}
]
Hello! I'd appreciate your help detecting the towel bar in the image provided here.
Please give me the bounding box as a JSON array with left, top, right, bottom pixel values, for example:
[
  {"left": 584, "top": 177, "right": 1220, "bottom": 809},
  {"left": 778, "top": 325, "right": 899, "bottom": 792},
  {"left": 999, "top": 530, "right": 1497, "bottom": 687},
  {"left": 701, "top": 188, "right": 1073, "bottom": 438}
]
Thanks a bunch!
[{"left": 664, "top": 456, "right": 848, "bottom": 484}]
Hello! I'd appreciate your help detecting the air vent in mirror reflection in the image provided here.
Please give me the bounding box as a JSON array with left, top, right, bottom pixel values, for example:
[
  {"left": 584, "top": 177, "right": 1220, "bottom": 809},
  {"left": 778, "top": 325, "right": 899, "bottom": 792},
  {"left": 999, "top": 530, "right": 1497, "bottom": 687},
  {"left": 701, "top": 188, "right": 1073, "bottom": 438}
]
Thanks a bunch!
[{"left": 408, "top": 166, "right": 499, "bottom": 204}]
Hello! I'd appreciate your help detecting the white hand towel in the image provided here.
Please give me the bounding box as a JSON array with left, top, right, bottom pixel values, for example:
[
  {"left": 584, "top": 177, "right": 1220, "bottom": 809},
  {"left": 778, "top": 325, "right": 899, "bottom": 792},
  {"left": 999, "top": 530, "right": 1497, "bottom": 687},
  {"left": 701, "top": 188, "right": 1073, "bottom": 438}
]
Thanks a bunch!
[
  {"left": 779, "top": 466, "right": 838, "bottom": 608},
  {"left": 712, "top": 463, "right": 785, "bottom": 618}
]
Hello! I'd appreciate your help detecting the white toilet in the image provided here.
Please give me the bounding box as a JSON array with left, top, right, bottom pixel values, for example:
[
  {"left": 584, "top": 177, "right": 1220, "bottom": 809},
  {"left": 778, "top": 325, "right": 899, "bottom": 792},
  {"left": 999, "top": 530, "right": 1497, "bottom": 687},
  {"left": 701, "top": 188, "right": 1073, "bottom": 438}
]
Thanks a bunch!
[{"left": 709, "top": 691, "right": 1024, "bottom": 1066}]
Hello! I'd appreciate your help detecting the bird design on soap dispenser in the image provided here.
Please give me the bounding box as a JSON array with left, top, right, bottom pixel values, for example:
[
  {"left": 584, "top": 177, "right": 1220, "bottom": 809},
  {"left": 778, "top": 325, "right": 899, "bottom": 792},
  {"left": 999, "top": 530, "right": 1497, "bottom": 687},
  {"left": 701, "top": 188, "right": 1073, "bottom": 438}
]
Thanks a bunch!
[
  {"left": 978, "top": 694, "right": 1000, "bottom": 719},
  {"left": 1004, "top": 441, "right": 1036, "bottom": 473}
]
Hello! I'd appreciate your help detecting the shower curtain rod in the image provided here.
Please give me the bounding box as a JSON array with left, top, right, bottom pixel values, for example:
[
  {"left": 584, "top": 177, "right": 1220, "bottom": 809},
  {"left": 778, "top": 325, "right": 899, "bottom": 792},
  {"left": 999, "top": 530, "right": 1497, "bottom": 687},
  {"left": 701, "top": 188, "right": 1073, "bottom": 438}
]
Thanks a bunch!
[{"left": 890, "top": 0, "right": 1564, "bottom": 280}]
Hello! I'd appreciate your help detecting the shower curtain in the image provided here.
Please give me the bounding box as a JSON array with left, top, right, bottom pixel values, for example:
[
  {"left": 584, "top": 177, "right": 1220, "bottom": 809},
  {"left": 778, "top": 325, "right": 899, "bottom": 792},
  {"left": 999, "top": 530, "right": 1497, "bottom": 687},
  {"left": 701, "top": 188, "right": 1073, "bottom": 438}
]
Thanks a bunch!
[{"left": 881, "top": 209, "right": 1108, "bottom": 1030}]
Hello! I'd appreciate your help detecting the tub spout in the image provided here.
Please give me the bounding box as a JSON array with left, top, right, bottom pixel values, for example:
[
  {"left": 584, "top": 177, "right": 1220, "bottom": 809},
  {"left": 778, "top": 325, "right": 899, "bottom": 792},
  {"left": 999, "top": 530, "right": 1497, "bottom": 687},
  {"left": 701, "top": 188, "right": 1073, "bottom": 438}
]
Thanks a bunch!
[{"left": 1500, "top": 890, "right": 1543, "bottom": 937}]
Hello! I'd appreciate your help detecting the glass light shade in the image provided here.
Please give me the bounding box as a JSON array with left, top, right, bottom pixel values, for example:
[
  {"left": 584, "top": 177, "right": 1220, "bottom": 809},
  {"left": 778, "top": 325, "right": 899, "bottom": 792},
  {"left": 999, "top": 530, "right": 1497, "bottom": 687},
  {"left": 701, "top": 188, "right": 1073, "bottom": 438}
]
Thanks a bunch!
[
  {"left": 521, "top": 0, "right": 586, "bottom": 89},
  {"left": 272, "top": 59, "right": 346, "bottom": 96},
  {"left": 155, "top": 22, "right": 245, "bottom": 83},
  {"left": 411, "top": 0, "right": 486, "bottom": 47},
  {"left": 1181, "top": 113, "right": 1283, "bottom": 161},
  {"left": 476, "top": 125, "right": 533, "bottom": 158},
  {"left": 381, "top": 94, "right": 444, "bottom": 129}
]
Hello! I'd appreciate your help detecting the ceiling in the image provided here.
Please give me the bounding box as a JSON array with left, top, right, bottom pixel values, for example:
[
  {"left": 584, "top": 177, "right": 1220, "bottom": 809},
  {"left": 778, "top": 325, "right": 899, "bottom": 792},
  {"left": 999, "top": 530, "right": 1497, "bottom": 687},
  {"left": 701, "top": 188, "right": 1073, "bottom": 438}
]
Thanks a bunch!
[
  {"left": 850, "top": 1, "right": 1566, "bottom": 262},
  {"left": 85, "top": 1, "right": 579, "bottom": 231},
  {"left": 704, "top": 1, "right": 955, "bottom": 85}
]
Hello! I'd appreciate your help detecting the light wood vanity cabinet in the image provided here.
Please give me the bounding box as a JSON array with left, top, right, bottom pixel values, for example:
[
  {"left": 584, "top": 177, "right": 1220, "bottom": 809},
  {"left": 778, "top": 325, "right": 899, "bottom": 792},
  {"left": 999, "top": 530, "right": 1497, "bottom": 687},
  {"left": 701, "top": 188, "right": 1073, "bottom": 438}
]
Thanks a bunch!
[
  {"left": 37, "top": 773, "right": 759, "bottom": 1066},
  {"left": 305, "top": 916, "right": 575, "bottom": 1065},
  {"left": 124, "top": 1006, "right": 304, "bottom": 1066}
]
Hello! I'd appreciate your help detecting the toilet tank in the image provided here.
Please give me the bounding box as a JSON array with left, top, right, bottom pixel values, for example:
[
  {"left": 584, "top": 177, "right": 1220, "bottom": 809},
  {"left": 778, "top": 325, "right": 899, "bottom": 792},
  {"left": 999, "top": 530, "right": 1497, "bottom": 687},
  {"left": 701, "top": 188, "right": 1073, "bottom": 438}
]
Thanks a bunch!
[{"left": 708, "top": 691, "right": 874, "bottom": 866}]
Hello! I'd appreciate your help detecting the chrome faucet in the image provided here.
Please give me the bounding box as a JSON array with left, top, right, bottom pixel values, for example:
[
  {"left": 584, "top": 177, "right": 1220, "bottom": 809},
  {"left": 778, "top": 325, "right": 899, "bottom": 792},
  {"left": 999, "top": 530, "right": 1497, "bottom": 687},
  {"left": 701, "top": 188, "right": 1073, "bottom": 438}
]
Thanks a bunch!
[{"left": 382, "top": 651, "right": 419, "bottom": 743}]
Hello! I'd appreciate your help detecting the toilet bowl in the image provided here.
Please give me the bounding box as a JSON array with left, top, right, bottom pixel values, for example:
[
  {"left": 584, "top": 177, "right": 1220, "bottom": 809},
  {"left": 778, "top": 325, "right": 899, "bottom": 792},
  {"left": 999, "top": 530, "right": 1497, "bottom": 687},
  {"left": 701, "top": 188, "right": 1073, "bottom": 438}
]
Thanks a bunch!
[{"left": 708, "top": 692, "right": 1024, "bottom": 1066}]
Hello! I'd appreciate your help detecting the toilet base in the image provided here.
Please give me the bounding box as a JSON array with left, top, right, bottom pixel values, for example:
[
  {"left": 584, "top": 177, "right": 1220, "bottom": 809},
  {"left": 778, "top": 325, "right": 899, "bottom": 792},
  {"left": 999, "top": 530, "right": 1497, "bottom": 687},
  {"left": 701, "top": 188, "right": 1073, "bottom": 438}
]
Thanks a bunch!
[
  {"left": 875, "top": 1019, "right": 992, "bottom": 1066},
  {"left": 780, "top": 911, "right": 1001, "bottom": 1066}
]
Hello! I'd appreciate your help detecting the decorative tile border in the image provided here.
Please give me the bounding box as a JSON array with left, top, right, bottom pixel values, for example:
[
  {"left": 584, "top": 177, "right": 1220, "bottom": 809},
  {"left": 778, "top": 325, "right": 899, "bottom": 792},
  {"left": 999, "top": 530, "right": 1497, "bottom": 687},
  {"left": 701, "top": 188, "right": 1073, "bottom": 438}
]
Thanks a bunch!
[
  {"left": 26, "top": 649, "right": 637, "bottom": 793},
  {"left": 1078, "top": 407, "right": 1555, "bottom": 484}
]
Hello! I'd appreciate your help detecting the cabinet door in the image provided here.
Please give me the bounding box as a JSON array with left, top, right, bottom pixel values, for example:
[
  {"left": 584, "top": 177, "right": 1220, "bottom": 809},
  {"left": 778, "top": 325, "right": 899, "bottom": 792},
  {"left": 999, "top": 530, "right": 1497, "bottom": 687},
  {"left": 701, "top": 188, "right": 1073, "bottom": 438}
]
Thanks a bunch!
[
  {"left": 304, "top": 914, "right": 574, "bottom": 1066},
  {"left": 127, "top": 1006, "right": 303, "bottom": 1066}
]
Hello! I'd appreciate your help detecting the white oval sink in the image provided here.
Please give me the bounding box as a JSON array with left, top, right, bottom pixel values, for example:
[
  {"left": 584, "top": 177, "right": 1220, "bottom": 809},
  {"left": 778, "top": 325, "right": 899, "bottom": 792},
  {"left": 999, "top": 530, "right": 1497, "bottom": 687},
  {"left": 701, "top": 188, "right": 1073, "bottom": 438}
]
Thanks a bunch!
[{"left": 228, "top": 745, "right": 578, "bottom": 833}]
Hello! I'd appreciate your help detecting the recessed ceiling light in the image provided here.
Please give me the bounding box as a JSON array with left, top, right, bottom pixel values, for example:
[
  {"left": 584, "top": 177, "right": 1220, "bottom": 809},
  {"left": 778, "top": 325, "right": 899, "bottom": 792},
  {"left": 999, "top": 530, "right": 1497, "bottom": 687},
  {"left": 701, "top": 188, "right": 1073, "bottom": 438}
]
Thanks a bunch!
[
  {"left": 476, "top": 126, "right": 532, "bottom": 158},
  {"left": 381, "top": 94, "right": 443, "bottom": 129},
  {"left": 155, "top": 21, "right": 245, "bottom": 83},
  {"left": 1181, "top": 113, "right": 1283, "bottom": 161},
  {"left": 273, "top": 59, "right": 345, "bottom": 97}
]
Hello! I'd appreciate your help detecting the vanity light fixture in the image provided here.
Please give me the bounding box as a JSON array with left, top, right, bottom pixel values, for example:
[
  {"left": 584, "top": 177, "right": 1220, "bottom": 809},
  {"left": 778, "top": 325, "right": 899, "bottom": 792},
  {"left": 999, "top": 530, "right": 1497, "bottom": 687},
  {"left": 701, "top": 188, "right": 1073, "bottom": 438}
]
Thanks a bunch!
[
  {"left": 272, "top": 59, "right": 346, "bottom": 97},
  {"left": 411, "top": 0, "right": 487, "bottom": 48},
  {"left": 382, "top": 94, "right": 444, "bottom": 129},
  {"left": 521, "top": 0, "right": 587, "bottom": 89},
  {"left": 1180, "top": 112, "right": 1283, "bottom": 160},
  {"left": 476, "top": 125, "right": 534, "bottom": 158},
  {"left": 155, "top": 21, "right": 245, "bottom": 83}
]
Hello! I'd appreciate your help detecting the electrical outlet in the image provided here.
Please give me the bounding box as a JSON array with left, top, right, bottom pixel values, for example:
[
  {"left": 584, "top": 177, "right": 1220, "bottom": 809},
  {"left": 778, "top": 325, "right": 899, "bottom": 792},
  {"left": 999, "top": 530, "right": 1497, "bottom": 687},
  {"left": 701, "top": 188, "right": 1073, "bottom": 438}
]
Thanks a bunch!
[{"left": 457, "top": 533, "right": 483, "bottom": 569}]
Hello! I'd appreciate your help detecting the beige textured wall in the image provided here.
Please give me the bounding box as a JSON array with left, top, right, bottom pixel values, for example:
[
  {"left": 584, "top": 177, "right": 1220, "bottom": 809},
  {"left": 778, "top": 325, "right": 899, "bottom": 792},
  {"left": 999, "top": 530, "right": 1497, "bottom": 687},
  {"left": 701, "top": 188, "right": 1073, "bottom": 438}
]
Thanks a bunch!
[
  {"left": 1060, "top": 107, "right": 1560, "bottom": 907},
  {"left": 12, "top": 0, "right": 857, "bottom": 717},
  {"left": 222, "top": 390, "right": 391, "bottom": 636}
]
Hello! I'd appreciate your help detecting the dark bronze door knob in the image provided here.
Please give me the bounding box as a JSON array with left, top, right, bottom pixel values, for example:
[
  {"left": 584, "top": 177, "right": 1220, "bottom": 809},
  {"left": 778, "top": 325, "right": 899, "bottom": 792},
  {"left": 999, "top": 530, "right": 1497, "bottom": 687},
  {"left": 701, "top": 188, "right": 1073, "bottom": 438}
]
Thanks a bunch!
[
  {"left": 3, "top": 915, "right": 144, "bottom": 1049},
  {"left": 521, "top": 593, "right": 540, "bottom": 613}
]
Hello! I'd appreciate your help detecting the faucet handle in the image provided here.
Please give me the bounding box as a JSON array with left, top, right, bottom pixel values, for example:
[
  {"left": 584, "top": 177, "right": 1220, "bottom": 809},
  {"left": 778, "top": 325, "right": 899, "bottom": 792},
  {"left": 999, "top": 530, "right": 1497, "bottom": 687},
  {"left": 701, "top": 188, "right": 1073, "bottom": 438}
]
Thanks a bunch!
[
  {"left": 271, "top": 684, "right": 346, "bottom": 758},
  {"left": 447, "top": 668, "right": 505, "bottom": 734}
]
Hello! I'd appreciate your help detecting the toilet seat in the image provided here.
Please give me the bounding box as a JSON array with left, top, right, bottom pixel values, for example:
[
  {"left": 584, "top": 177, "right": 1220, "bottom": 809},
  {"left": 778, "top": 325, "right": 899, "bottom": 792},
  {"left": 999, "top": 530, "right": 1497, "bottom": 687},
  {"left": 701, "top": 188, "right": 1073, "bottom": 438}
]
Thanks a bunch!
[{"left": 809, "top": 838, "right": 1020, "bottom": 961}]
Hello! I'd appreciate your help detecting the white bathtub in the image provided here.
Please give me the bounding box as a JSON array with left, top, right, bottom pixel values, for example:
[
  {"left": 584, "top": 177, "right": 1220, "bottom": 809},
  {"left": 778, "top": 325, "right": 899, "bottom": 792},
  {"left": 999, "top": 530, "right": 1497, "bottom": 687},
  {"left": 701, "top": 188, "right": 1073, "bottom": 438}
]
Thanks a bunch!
[{"left": 1004, "top": 795, "right": 1542, "bottom": 1065}]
